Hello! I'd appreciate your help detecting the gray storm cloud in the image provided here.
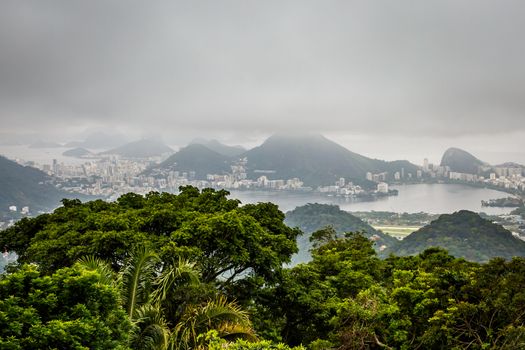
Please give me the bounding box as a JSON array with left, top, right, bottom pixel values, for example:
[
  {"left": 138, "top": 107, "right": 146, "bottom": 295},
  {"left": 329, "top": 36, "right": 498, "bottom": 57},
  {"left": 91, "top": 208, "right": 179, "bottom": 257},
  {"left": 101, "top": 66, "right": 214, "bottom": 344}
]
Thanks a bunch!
[{"left": 1, "top": 0, "right": 525, "bottom": 138}]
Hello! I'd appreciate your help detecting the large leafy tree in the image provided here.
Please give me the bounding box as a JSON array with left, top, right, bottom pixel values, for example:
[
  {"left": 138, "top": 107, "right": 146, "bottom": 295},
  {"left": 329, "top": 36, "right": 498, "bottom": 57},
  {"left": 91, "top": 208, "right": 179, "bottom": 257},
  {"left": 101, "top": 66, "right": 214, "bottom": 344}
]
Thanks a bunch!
[
  {"left": 0, "top": 187, "right": 300, "bottom": 292},
  {"left": 258, "top": 231, "right": 383, "bottom": 346}
]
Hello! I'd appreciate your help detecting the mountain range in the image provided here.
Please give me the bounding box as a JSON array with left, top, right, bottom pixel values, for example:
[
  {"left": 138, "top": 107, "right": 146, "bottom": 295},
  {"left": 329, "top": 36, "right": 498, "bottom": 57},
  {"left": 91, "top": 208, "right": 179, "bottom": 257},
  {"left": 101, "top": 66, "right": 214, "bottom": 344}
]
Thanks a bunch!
[{"left": 155, "top": 133, "right": 419, "bottom": 187}]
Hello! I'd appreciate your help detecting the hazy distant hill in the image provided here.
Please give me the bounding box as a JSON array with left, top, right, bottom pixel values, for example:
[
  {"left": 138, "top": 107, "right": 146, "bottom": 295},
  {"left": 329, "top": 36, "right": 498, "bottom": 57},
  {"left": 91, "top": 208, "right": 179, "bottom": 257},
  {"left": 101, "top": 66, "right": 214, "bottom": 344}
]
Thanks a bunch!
[
  {"left": 62, "top": 147, "right": 92, "bottom": 158},
  {"left": 390, "top": 210, "right": 525, "bottom": 262},
  {"left": 29, "top": 140, "right": 62, "bottom": 148},
  {"left": 285, "top": 203, "right": 399, "bottom": 263},
  {"left": 65, "top": 131, "right": 129, "bottom": 149},
  {"left": 100, "top": 139, "right": 173, "bottom": 158},
  {"left": 242, "top": 133, "right": 418, "bottom": 187},
  {"left": 190, "top": 139, "right": 246, "bottom": 157},
  {"left": 0, "top": 133, "right": 39, "bottom": 146},
  {"left": 0, "top": 156, "right": 68, "bottom": 212},
  {"left": 157, "top": 144, "right": 231, "bottom": 178},
  {"left": 495, "top": 162, "right": 525, "bottom": 170},
  {"left": 440, "top": 147, "right": 485, "bottom": 174}
]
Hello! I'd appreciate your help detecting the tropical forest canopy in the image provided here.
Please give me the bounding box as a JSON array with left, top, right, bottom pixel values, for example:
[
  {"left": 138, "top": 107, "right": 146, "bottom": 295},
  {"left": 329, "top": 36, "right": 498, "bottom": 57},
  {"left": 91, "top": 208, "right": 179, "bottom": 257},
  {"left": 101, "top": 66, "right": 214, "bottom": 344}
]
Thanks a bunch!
[{"left": 1, "top": 187, "right": 525, "bottom": 349}]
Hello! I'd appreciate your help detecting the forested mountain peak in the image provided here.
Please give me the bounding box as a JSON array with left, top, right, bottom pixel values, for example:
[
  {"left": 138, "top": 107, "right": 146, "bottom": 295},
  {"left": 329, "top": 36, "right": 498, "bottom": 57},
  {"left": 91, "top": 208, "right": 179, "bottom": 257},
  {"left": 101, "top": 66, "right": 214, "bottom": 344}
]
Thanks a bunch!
[
  {"left": 243, "top": 133, "right": 418, "bottom": 187},
  {"left": 391, "top": 210, "right": 525, "bottom": 262}
]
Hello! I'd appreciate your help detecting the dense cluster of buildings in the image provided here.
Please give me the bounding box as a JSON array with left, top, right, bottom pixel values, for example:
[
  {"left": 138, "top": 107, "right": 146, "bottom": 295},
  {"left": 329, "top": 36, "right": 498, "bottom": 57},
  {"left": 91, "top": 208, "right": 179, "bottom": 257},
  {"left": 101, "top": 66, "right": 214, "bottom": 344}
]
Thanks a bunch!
[
  {"left": 442, "top": 167, "right": 525, "bottom": 193},
  {"left": 12, "top": 154, "right": 401, "bottom": 204},
  {"left": 383, "top": 158, "right": 525, "bottom": 193},
  {"left": 16, "top": 156, "right": 313, "bottom": 200},
  {"left": 9, "top": 152, "right": 525, "bottom": 210}
]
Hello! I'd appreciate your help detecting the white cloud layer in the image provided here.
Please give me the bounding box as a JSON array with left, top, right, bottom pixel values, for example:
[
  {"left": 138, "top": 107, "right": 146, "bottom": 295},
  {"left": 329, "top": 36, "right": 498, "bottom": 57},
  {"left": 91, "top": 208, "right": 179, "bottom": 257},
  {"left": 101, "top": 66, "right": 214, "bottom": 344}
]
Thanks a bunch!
[{"left": 1, "top": 1, "right": 524, "bottom": 162}]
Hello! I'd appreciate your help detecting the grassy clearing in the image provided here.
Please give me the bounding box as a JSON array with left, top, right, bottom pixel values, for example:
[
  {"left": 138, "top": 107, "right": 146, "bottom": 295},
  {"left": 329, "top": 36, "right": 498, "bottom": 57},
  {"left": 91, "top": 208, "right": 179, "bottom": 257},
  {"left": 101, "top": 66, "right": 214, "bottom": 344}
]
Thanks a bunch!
[{"left": 373, "top": 225, "right": 420, "bottom": 238}]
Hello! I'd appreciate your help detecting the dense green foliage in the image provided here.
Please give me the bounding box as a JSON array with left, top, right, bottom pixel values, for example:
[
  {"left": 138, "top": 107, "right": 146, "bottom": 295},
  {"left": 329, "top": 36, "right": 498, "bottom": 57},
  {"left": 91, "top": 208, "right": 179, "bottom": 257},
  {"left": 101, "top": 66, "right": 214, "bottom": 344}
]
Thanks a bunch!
[
  {"left": 0, "top": 263, "right": 131, "bottom": 349},
  {"left": 391, "top": 210, "right": 525, "bottom": 262},
  {"left": 256, "top": 233, "right": 525, "bottom": 349},
  {"left": 0, "top": 187, "right": 300, "bottom": 349},
  {"left": 2, "top": 189, "right": 525, "bottom": 349},
  {"left": 285, "top": 204, "right": 398, "bottom": 263},
  {"left": 204, "top": 330, "right": 304, "bottom": 349},
  {"left": 0, "top": 187, "right": 300, "bottom": 284}
]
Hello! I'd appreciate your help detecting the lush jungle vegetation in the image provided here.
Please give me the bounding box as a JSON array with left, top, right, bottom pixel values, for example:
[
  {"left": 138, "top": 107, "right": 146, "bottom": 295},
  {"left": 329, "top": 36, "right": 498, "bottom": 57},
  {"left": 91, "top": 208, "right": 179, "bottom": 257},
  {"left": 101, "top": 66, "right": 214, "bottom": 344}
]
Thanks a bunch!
[{"left": 1, "top": 187, "right": 525, "bottom": 349}]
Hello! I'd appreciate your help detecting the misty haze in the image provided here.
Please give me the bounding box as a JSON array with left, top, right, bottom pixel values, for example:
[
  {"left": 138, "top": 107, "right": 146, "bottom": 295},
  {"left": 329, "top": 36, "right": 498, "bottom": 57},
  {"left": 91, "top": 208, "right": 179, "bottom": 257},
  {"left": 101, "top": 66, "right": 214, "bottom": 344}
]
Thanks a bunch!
[{"left": 1, "top": 2, "right": 525, "bottom": 349}]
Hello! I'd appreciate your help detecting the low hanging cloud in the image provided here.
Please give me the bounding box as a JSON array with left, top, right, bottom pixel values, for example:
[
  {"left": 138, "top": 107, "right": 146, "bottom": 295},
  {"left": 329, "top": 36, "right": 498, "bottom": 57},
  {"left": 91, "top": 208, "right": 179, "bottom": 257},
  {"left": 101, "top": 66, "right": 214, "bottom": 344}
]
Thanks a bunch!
[{"left": 1, "top": 0, "right": 525, "bottom": 138}]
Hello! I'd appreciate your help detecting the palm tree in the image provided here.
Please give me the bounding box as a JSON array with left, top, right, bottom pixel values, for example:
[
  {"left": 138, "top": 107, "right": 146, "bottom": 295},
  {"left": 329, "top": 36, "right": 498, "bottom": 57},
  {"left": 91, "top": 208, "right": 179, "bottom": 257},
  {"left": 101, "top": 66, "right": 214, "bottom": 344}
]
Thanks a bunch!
[
  {"left": 119, "top": 247, "right": 160, "bottom": 321},
  {"left": 172, "top": 295, "right": 256, "bottom": 349},
  {"left": 77, "top": 246, "right": 256, "bottom": 350}
]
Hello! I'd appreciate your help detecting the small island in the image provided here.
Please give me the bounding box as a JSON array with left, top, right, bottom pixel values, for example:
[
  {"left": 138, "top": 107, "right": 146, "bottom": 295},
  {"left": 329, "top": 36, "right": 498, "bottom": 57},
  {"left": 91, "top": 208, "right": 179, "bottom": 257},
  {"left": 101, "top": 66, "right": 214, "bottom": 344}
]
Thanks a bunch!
[{"left": 481, "top": 197, "right": 524, "bottom": 208}]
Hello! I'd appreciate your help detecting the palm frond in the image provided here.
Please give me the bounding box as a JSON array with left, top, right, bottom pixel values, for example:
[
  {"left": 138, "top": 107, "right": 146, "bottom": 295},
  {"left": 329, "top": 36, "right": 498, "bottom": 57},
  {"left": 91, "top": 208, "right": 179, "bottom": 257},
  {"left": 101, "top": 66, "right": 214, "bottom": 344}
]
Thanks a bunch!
[
  {"left": 76, "top": 255, "right": 116, "bottom": 286},
  {"left": 173, "top": 295, "right": 254, "bottom": 349},
  {"left": 131, "top": 304, "right": 171, "bottom": 350},
  {"left": 119, "top": 246, "right": 160, "bottom": 319},
  {"left": 151, "top": 258, "right": 201, "bottom": 305},
  {"left": 217, "top": 322, "right": 258, "bottom": 342}
]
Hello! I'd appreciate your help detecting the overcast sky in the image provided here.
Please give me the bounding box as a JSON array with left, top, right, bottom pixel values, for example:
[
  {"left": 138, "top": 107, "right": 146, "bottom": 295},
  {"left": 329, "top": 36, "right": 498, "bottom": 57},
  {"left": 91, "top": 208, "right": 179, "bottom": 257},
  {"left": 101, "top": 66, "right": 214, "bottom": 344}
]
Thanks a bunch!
[{"left": 1, "top": 1, "right": 524, "bottom": 164}]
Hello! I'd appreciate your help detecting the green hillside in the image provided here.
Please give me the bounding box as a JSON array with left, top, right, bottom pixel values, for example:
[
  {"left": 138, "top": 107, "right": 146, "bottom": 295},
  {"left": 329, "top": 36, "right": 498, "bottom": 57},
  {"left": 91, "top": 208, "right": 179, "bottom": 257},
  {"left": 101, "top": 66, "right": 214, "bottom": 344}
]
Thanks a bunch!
[
  {"left": 0, "top": 156, "right": 70, "bottom": 212},
  {"left": 243, "top": 133, "right": 418, "bottom": 187},
  {"left": 391, "top": 210, "right": 525, "bottom": 262},
  {"left": 158, "top": 144, "right": 232, "bottom": 178},
  {"left": 285, "top": 203, "right": 398, "bottom": 263}
]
